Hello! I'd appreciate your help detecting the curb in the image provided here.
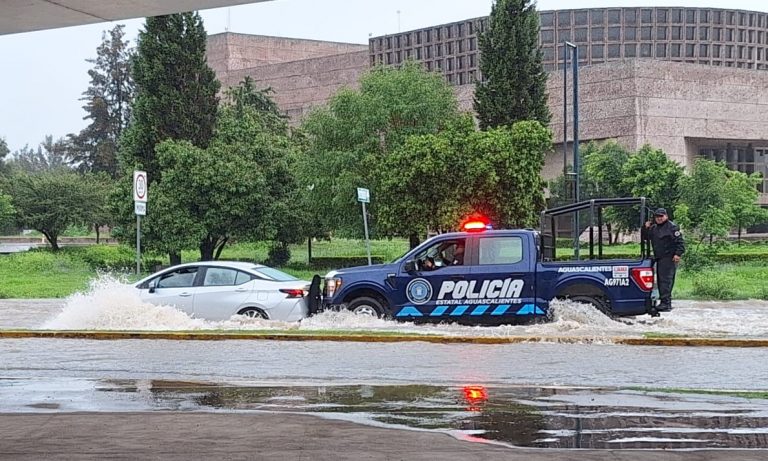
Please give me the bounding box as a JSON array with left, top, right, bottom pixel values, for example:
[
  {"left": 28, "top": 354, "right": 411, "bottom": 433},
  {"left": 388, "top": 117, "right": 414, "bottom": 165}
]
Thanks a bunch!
[{"left": 0, "top": 330, "right": 767, "bottom": 347}]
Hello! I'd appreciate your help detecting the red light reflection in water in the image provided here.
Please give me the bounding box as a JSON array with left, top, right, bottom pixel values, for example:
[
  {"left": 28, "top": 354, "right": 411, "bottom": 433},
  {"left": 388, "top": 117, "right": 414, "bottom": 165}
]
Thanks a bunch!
[{"left": 462, "top": 385, "right": 488, "bottom": 411}]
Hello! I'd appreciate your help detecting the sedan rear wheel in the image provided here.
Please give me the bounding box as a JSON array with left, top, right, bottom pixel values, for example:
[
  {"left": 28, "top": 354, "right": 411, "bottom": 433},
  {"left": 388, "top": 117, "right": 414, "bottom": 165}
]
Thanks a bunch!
[{"left": 238, "top": 307, "right": 268, "bottom": 319}]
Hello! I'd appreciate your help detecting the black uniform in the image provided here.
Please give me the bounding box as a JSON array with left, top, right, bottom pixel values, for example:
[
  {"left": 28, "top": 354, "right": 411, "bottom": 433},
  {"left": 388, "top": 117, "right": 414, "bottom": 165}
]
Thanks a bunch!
[{"left": 643, "top": 220, "right": 685, "bottom": 310}]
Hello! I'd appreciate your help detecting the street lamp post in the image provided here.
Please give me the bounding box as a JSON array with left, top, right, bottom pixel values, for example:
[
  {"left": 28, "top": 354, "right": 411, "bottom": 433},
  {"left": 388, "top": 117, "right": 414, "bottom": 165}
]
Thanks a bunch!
[{"left": 563, "top": 41, "right": 580, "bottom": 258}]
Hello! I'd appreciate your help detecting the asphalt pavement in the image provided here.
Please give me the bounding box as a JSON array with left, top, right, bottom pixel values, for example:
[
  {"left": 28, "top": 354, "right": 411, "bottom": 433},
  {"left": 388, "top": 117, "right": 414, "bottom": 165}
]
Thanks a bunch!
[{"left": 2, "top": 412, "right": 766, "bottom": 461}]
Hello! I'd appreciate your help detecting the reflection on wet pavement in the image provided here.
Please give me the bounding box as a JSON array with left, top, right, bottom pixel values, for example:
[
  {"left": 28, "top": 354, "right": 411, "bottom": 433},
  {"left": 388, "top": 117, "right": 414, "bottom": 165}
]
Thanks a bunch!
[{"left": 4, "top": 378, "right": 768, "bottom": 450}]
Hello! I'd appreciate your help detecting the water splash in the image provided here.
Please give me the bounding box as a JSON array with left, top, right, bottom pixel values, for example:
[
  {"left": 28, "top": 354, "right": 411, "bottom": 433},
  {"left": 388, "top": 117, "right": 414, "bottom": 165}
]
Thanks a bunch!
[{"left": 35, "top": 276, "right": 768, "bottom": 339}]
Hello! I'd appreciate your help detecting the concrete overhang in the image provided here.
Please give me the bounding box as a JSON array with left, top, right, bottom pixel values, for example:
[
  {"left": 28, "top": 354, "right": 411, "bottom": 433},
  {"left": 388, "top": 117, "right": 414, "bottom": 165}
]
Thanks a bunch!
[{"left": 1, "top": 0, "right": 273, "bottom": 35}]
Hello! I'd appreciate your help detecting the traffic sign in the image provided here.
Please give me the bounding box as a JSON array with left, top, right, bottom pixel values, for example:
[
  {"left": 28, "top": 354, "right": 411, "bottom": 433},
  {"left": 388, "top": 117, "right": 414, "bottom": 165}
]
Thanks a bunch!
[
  {"left": 357, "top": 187, "right": 370, "bottom": 203},
  {"left": 134, "top": 201, "right": 146, "bottom": 216},
  {"left": 133, "top": 171, "right": 147, "bottom": 203}
]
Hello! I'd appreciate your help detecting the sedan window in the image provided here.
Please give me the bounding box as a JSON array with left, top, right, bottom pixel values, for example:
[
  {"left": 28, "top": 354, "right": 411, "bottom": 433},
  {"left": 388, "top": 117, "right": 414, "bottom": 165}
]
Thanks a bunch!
[
  {"left": 156, "top": 267, "right": 198, "bottom": 288},
  {"left": 203, "top": 268, "right": 239, "bottom": 286}
]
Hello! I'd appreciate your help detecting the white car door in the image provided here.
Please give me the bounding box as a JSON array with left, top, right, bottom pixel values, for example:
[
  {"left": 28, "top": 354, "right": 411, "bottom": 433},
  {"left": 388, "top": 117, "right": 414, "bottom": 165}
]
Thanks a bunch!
[
  {"left": 193, "top": 267, "right": 255, "bottom": 320},
  {"left": 141, "top": 266, "right": 200, "bottom": 315}
]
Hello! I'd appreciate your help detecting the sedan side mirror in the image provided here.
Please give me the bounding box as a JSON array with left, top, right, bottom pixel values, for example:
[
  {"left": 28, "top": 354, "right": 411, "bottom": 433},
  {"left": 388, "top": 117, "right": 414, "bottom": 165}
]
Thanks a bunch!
[
  {"left": 404, "top": 260, "right": 416, "bottom": 274},
  {"left": 148, "top": 279, "right": 158, "bottom": 294}
]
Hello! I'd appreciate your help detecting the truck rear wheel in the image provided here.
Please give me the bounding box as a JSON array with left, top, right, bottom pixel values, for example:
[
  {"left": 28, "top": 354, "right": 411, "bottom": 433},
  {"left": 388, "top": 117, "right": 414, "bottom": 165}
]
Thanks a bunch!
[
  {"left": 567, "top": 295, "right": 612, "bottom": 317},
  {"left": 347, "top": 296, "right": 385, "bottom": 318}
]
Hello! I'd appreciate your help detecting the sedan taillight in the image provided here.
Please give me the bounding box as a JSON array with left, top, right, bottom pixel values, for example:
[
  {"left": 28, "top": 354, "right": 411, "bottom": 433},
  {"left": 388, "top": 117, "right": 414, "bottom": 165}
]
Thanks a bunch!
[
  {"left": 631, "top": 268, "right": 654, "bottom": 291},
  {"left": 279, "top": 288, "right": 306, "bottom": 298}
]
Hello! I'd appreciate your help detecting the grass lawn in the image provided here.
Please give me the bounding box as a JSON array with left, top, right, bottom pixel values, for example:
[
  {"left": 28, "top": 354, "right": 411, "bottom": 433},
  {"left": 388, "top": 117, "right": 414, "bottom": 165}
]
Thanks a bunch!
[{"left": 1, "top": 239, "right": 767, "bottom": 300}]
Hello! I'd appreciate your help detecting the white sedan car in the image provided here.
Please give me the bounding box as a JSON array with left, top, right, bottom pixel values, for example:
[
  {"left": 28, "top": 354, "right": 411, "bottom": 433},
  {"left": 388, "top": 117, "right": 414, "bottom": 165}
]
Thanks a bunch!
[{"left": 134, "top": 261, "right": 310, "bottom": 321}]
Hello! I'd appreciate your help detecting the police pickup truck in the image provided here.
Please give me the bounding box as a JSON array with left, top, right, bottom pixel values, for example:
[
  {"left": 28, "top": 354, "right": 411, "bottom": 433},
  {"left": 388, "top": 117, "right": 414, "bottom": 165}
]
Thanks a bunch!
[{"left": 318, "top": 198, "right": 659, "bottom": 324}]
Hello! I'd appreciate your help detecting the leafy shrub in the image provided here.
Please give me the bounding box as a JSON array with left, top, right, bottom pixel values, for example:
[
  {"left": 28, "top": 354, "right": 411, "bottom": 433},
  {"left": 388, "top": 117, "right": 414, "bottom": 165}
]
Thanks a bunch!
[
  {"left": 691, "top": 273, "right": 737, "bottom": 300},
  {"left": 681, "top": 245, "right": 718, "bottom": 272},
  {"left": 266, "top": 243, "right": 291, "bottom": 267}
]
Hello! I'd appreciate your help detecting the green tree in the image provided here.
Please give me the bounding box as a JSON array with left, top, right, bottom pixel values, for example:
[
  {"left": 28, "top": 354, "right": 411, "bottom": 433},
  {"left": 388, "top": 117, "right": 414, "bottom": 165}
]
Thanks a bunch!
[
  {"left": 299, "top": 62, "right": 462, "bottom": 239},
  {"left": 68, "top": 25, "right": 134, "bottom": 177},
  {"left": 9, "top": 136, "right": 71, "bottom": 173},
  {"left": 474, "top": 0, "right": 550, "bottom": 129},
  {"left": 378, "top": 119, "right": 550, "bottom": 239},
  {"left": 676, "top": 158, "right": 731, "bottom": 241},
  {"left": 0, "top": 137, "right": 9, "bottom": 176},
  {"left": 0, "top": 192, "right": 14, "bottom": 231},
  {"left": 620, "top": 145, "right": 684, "bottom": 229},
  {"left": 725, "top": 169, "right": 768, "bottom": 242},
  {"left": 118, "top": 12, "right": 220, "bottom": 264},
  {"left": 9, "top": 170, "right": 103, "bottom": 250}
]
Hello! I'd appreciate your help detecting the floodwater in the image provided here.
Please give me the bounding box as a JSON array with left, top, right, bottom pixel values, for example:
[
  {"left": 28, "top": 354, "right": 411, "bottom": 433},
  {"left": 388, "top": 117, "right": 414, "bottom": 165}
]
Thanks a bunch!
[
  {"left": 2, "top": 379, "right": 768, "bottom": 449},
  {"left": 2, "top": 276, "right": 768, "bottom": 451},
  {"left": 3, "top": 276, "right": 768, "bottom": 340}
]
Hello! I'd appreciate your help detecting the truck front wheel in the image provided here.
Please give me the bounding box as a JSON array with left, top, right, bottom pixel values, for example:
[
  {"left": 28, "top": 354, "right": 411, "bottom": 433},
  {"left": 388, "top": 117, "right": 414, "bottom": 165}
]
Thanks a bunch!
[{"left": 347, "top": 296, "right": 385, "bottom": 318}]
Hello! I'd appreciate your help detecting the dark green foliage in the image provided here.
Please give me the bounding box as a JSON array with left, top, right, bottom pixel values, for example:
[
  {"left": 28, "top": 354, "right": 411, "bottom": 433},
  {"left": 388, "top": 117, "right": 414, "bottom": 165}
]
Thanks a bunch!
[
  {"left": 8, "top": 136, "right": 71, "bottom": 173},
  {"left": 266, "top": 243, "right": 291, "bottom": 267},
  {"left": 8, "top": 170, "right": 105, "bottom": 250},
  {"left": 119, "top": 12, "right": 219, "bottom": 183},
  {"left": 308, "top": 256, "right": 386, "bottom": 269},
  {"left": 378, "top": 119, "right": 550, "bottom": 236},
  {"left": 475, "top": 0, "right": 550, "bottom": 129},
  {"left": 68, "top": 25, "right": 134, "bottom": 178},
  {"left": 299, "top": 62, "right": 462, "bottom": 238}
]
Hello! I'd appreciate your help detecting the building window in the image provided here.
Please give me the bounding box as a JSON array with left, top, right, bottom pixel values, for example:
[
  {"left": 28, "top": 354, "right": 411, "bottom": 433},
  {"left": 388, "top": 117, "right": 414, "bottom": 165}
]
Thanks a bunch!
[
  {"left": 386, "top": 52, "right": 393, "bottom": 64},
  {"left": 425, "top": 45, "right": 432, "bottom": 59},
  {"left": 446, "top": 42, "right": 453, "bottom": 54},
  {"left": 726, "top": 45, "right": 733, "bottom": 58},
  {"left": 446, "top": 25, "right": 453, "bottom": 39},
  {"left": 436, "top": 43, "right": 443, "bottom": 57},
  {"left": 641, "top": 9, "right": 653, "bottom": 23},
  {"left": 386, "top": 37, "right": 392, "bottom": 49},
  {"left": 457, "top": 56, "right": 465, "bottom": 69},
  {"left": 713, "top": 44, "right": 721, "bottom": 58},
  {"left": 739, "top": 29, "right": 746, "bottom": 43},
  {"left": 700, "top": 27, "right": 709, "bottom": 40},
  {"left": 686, "top": 26, "right": 695, "bottom": 40},
  {"left": 425, "top": 61, "right": 432, "bottom": 71},
  {"left": 608, "top": 44, "right": 621, "bottom": 58},
  {"left": 396, "top": 50, "right": 402, "bottom": 62},
  {"left": 468, "top": 21, "right": 474, "bottom": 35},
  {"left": 541, "top": 12, "right": 554, "bottom": 27},
  {"left": 671, "top": 9, "right": 682, "bottom": 23},
  {"left": 671, "top": 43, "right": 681, "bottom": 57},
  {"left": 701, "top": 10, "right": 710, "bottom": 23},
  {"left": 607, "top": 9, "right": 621, "bottom": 24},
  {"left": 558, "top": 11, "right": 571, "bottom": 26},
  {"left": 575, "top": 11, "right": 588, "bottom": 26},
  {"left": 458, "top": 72, "right": 465, "bottom": 85},
  {"left": 657, "top": 26, "right": 667, "bottom": 40},
  {"left": 700, "top": 44, "right": 709, "bottom": 57},
  {"left": 625, "top": 9, "right": 637, "bottom": 25},
  {"left": 416, "top": 32, "right": 422, "bottom": 45},
  {"left": 469, "top": 53, "right": 476, "bottom": 68},
  {"left": 541, "top": 30, "right": 555, "bottom": 43},
  {"left": 726, "top": 28, "right": 735, "bottom": 41},
  {"left": 575, "top": 28, "right": 588, "bottom": 42},
  {"left": 447, "top": 57, "right": 454, "bottom": 71},
  {"left": 713, "top": 10, "right": 722, "bottom": 24},
  {"left": 641, "top": 27, "right": 652, "bottom": 40},
  {"left": 713, "top": 28, "right": 722, "bottom": 41},
  {"left": 469, "top": 37, "right": 477, "bottom": 51},
  {"left": 685, "top": 9, "right": 696, "bottom": 23},
  {"left": 625, "top": 43, "right": 637, "bottom": 57},
  {"left": 425, "top": 30, "right": 431, "bottom": 43},
  {"left": 591, "top": 10, "right": 604, "bottom": 24},
  {"left": 592, "top": 44, "right": 604, "bottom": 59},
  {"left": 656, "top": 43, "right": 667, "bottom": 57},
  {"left": 458, "top": 39, "right": 464, "bottom": 53},
  {"left": 686, "top": 43, "right": 695, "bottom": 57},
  {"left": 458, "top": 23, "right": 464, "bottom": 37},
  {"left": 608, "top": 27, "right": 621, "bottom": 41},
  {"left": 435, "top": 59, "right": 443, "bottom": 70},
  {"left": 727, "top": 12, "right": 735, "bottom": 25},
  {"left": 416, "top": 48, "right": 421, "bottom": 59},
  {"left": 657, "top": 8, "right": 668, "bottom": 23},
  {"left": 625, "top": 27, "right": 637, "bottom": 41},
  {"left": 671, "top": 26, "right": 682, "bottom": 40},
  {"left": 641, "top": 43, "right": 652, "bottom": 57},
  {"left": 559, "top": 28, "right": 572, "bottom": 42},
  {"left": 591, "top": 27, "right": 604, "bottom": 41},
  {"left": 436, "top": 28, "right": 441, "bottom": 41}
]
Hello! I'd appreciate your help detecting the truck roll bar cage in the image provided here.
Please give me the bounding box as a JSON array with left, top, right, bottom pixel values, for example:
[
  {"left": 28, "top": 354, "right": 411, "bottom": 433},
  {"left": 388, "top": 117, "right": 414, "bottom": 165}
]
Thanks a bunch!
[{"left": 539, "top": 197, "right": 651, "bottom": 261}]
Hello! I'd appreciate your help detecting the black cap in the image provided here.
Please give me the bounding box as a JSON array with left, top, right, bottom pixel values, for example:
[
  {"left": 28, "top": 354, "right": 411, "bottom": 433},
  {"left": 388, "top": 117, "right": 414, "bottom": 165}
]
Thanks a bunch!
[{"left": 654, "top": 208, "right": 668, "bottom": 216}]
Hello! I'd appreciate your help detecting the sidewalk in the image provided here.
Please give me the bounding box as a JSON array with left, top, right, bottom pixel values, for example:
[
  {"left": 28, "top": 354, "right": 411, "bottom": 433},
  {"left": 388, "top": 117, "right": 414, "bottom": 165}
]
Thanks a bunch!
[{"left": 1, "top": 412, "right": 765, "bottom": 460}]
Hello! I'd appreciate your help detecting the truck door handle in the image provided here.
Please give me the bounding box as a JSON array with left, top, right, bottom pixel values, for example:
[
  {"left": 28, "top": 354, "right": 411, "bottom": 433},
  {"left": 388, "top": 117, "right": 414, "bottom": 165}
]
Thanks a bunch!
[
  {"left": 450, "top": 276, "right": 465, "bottom": 281},
  {"left": 179, "top": 292, "right": 192, "bottom": 297}
]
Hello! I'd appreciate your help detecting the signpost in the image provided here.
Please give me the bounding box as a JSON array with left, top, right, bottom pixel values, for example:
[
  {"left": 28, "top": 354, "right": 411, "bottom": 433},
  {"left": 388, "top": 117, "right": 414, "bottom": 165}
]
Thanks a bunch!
[
  {"left": 133, "top": 171, "right": 147, "bottom": 275},
  {"left": 357, "top": 187, "right": 372, "bottom": 266}
]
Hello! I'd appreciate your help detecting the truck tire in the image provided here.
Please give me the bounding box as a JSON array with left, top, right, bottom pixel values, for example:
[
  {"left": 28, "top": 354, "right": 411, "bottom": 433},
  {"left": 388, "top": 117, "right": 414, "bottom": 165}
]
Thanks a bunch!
[
  {"left": 567, "top": 295, "right": 612, "bottom": 317},
  {"left": 347, "top": 296, "right": 385, "bottom": 318}
]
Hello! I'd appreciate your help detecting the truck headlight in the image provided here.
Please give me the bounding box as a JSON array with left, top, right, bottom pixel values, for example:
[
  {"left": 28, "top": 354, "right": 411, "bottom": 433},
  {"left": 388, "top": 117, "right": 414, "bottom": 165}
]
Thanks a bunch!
[{"left": 325, "top": 277, "right": 342, "bottom": 298}]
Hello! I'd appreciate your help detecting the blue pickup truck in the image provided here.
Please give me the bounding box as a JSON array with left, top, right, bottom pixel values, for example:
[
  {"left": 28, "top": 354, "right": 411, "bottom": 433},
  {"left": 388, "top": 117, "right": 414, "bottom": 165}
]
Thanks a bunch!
[{"left": 317, "top": 198, "right": 659, "bottom": 324}]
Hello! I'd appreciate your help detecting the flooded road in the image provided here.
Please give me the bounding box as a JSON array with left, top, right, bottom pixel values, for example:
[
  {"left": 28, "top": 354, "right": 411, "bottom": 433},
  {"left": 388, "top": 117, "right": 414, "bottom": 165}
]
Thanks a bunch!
[{"left": 2, "top": 279, "right": 768, "bottom": 452}]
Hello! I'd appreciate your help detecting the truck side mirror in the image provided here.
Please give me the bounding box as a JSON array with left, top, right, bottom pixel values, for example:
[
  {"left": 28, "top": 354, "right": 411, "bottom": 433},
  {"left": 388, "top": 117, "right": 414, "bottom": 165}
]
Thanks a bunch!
[{"left": 404, "top": 260, "right": 416, "bottom": 274}]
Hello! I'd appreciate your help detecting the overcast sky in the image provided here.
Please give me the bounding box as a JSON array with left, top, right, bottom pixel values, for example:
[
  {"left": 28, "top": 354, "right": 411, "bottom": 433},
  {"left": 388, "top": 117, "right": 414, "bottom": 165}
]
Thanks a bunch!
[{"left": 0, "top": 0, "right": 766, "bottom": 152}]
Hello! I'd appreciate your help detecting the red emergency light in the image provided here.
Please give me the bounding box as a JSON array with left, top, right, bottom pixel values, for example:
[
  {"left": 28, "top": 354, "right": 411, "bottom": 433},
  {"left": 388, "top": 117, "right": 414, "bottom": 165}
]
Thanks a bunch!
[{"left": 460, "top": 215, "right": 491, "bottom": 232}]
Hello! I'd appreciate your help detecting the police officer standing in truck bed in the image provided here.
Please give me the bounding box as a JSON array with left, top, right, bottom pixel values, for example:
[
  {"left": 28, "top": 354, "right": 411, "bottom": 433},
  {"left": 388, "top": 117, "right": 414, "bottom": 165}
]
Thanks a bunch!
[{"left": 643, "top": 208, "right": 685, "bottom": 312}]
